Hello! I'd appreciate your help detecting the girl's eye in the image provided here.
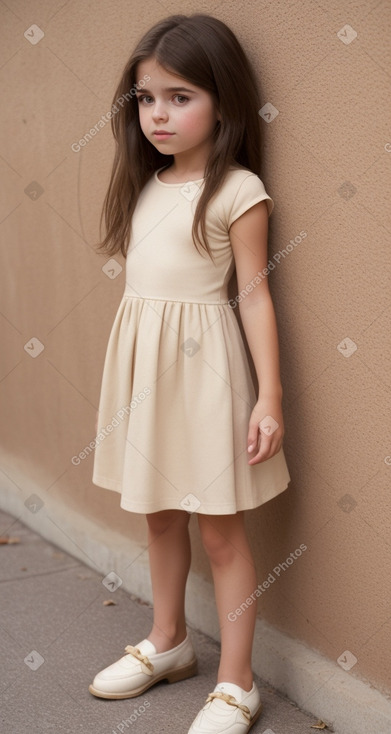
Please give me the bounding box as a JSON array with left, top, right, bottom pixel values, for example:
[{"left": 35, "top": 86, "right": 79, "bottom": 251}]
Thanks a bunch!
[{"left": 136, "top": 94, "right": 153, "bottom": 104}]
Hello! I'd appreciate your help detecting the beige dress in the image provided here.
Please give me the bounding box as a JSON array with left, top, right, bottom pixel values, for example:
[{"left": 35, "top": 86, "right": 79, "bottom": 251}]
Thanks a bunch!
[{"left": 92, "top": 164, "right": 290, "bottom": 514}]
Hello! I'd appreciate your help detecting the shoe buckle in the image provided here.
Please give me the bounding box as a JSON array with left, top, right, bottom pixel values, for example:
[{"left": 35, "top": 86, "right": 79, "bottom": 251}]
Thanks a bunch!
[
  {"left": 124, "top": 645, "right": 154, "bottom": 676},
  {"left": 205, "top": 691, "right": 251, "bottom": 722}
]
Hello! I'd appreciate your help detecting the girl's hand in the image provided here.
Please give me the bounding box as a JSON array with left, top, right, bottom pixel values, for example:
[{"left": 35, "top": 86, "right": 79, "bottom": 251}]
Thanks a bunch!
[{"left": 247, "top": 396, "right": 285, "bottom": 465}]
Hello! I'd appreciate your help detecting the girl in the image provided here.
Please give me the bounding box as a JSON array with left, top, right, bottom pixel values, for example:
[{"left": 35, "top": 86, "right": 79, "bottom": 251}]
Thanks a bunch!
[{"left": 89, "top": 13, "right": 290, "bottom": 734}]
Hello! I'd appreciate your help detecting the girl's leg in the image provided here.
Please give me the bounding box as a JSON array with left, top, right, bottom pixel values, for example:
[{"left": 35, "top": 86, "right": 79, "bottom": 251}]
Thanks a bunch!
[
  {"left": 145, "top": 509, "right": 191, "bottom": 653},
  {"left": 197, "top": 511, "right": 257, "bottom": 691}
]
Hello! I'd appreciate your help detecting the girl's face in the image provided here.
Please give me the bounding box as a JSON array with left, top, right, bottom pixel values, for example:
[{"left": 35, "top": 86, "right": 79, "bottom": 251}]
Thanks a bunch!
[{"left": 135, "top": 57, "right": 221, "bottom": 171}]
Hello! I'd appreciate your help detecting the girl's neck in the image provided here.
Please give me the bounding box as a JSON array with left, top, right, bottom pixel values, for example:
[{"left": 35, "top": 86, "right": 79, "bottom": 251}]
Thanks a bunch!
[
  {"left": 160, "top": 158, "right": 239, "bottom": 184},
  {"left": 160, "top": 163, "right": 205, "bottom": 182}
]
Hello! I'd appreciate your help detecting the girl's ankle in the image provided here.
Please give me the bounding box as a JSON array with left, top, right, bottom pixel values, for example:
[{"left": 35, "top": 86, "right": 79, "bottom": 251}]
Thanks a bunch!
[
  {"left": 217, "top": 673, "right": 253, "bottom": 692},
  {"left": 147, "top": 628, "right": 187, "bottom": 653}
]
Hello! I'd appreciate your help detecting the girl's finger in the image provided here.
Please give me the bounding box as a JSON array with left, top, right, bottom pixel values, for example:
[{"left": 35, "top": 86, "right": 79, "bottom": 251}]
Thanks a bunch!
[
  {"left": 248, "top": 435, "right": 269, "bottom": 463},
  {"left": 249, "top": 434, "right": 283, "bottom": 464},
  {"left": 247, "top": 425, "right": 259, "bottom": 453}
]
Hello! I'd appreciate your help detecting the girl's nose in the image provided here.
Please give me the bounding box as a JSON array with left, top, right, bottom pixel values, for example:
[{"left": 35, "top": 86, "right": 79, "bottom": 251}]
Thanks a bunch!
[{"left": 152, "top": 101, "right": 168, "bottom": 122}]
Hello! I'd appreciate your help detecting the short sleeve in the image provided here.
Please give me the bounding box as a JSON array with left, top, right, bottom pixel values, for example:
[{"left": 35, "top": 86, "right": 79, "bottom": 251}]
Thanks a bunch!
[{"left": 227, "top": 173, "right": 274, "bottom": 229}]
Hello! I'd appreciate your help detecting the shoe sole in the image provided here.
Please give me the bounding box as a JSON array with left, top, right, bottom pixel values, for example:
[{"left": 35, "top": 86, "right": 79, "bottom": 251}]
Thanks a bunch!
[
  {"left": 249, "top": 701, "right": 263, "bottom": 729},
  {"left": 88, "top": 657, "right": 198, "bottom": 699}
]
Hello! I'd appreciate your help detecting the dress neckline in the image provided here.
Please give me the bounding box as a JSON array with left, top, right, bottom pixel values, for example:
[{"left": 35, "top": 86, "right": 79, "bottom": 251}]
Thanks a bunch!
[{"left": 154, "top": 166, "right": 205, "bottom": 186}]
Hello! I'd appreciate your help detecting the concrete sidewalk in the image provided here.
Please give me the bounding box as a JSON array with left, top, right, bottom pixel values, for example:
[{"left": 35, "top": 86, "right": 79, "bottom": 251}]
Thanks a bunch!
[{"left": 0, "top": 508, "right": 327, "bottom": 734}]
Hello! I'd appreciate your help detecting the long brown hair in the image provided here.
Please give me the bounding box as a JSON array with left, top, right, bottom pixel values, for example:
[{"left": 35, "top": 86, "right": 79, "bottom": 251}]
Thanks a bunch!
[{"left": 96, "top": 14, "right": 265, "bottom": 261}]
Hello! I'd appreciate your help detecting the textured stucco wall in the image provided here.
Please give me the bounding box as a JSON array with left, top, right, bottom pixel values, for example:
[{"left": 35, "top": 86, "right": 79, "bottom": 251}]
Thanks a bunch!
[{"left": 1, "top": 0, "right": 390, "bottom": 699}]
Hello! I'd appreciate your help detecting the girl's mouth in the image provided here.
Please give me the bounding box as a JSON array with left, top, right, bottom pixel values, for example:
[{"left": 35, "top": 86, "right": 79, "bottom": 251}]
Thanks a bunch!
[{"left": 153, "top": 132, "right": 174, "bottom": 140}]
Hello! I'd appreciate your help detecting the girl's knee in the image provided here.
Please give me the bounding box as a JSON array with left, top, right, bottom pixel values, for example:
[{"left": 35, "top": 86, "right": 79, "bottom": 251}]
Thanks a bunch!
[
  {"left": 198, "top": 515, "right": 242, "bottom": 565},
  {"left": 146, "top": 509, "right": 189, "bottom": 535}
]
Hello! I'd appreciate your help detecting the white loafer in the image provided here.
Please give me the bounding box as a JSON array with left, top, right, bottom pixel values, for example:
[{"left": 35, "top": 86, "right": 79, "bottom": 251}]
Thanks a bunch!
[
  {"left": 89, "top": 634, "right": 197, "bottom": 699},
  {"left": 187, "top": 681, "right": 263, "bottom": 733}
]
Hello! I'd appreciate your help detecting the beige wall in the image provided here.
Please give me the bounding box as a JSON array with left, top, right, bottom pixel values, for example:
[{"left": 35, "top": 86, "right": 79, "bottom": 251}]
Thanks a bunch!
[{"left": 1, "top": 0, "right": 390, "bottom": 701}]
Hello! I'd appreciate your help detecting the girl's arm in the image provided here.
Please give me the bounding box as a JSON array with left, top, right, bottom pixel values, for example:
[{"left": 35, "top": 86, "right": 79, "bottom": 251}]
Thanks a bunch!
[{"left": 229, "top": 200, "right": 285, "bottom": 465}]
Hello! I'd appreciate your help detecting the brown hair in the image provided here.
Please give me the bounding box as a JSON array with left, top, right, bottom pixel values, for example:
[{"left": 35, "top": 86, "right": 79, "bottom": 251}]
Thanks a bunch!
[{"left": 96, "top": 14, "right": 265, "bottom": 261}]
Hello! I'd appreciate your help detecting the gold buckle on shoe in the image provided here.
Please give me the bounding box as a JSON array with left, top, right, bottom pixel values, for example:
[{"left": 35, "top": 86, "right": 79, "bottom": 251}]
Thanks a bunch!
[
  {"left": 205, "top": 691, "right": 251, "bottom": 722},
  {"left": 124, "top": 645, "right": 154, "bottom": 676}
]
